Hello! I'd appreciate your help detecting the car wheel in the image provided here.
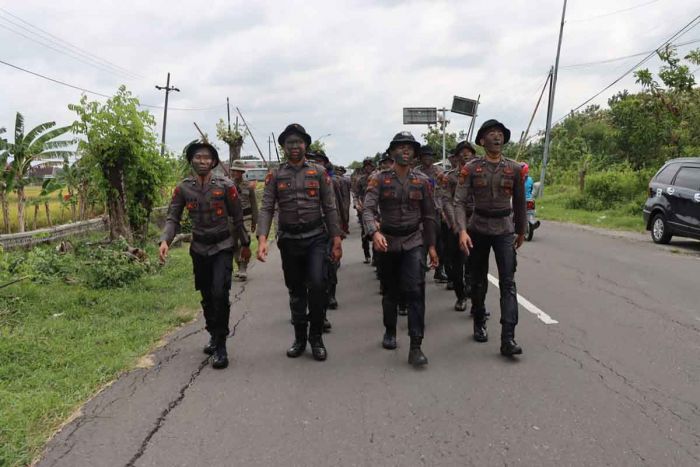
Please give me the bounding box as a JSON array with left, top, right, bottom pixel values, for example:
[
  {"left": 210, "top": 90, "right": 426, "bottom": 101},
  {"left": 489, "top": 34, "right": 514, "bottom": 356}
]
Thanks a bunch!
[
  {"left": 526, "top": 222, "right": 534, "bottom": 241},
  {"left": 651, "top": 213, "right": 672, "bottom": 244}
]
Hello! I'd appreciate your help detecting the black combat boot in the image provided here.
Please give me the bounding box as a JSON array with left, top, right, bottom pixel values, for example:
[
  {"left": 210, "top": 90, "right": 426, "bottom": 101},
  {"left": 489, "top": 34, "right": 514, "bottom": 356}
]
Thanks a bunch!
[
  {"left": 473, "top": 312, "right": 488, "bottom": 343},
  {"left": 211, "top": 335, "right": 229, "bottom": 369},
  {"left": 309, "top": 334, "right": 327, "bottom": 361},
  {"left": 500, "top": 325, "right": 523, "bottom": 356},
  {"left": 328, "top": 285, "right": 338, "bottom": 310},
  {"left": 433, "top": 265, "right": 448, "bottom": 283},
  {"left": 382, "top": 328, "right": 397, "bottom": 350},
  {"left": 203, "top": 335, "right": 216, "bottom": 355},
  {"left": 323, "top": 318, "right": 332, "bottom": 333},
  {"left": 287, "top": 324, "right": 307, "bottom": 358},
  {"left": 454, "top": 298, "right": 468, "bottom": 312},
  {"left": 407, "top": 337, "right": 428, "bottom": 366}
]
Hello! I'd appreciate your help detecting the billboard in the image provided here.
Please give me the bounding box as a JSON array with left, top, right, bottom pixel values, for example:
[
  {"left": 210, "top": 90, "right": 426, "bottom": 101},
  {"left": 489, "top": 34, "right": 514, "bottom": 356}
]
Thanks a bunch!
[
  {"left": 451, "top": 96, "right": 478, "bottom": 116},
  {"left": 403, "top": 107, "right": 438, "bottom": 124}
]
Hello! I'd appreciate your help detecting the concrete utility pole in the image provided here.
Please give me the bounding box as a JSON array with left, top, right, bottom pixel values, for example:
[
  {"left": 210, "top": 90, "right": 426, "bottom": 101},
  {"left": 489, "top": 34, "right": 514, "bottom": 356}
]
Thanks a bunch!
[
  {"left": 439, "top": 107, "right": 448, "bottom": 165},
  {"left": 155, "top": 72, "right": 179, "bottom": 156},
  {"left": 227, "top": 97, "right": 231, "bottom": 132},
  {"left": 539, "top": 0, "right": 567, "bottom": 197},
  {"left": 467, "top": 95, "right": 480, "bottom": 142}
]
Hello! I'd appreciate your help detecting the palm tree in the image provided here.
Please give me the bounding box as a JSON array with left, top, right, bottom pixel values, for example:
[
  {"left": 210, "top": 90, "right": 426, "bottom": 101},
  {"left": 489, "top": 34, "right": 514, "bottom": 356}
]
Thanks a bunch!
[
  {"left": 4, "top": 113, "right": 73, "bottom": 232},
  {"left": 0, "top": 127, "right": 13, "bottom": 233}
]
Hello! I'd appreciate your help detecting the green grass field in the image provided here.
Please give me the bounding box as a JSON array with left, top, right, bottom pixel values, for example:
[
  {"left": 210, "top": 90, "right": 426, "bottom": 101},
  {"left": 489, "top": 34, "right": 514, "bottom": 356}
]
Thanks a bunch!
[
  {"left": 2, "top": 185, "right": 104, "bottom": 234},
  {"left": 0, "top": 244, "right": 201, "bottom": 467},
  {"left": 537, "top": 185, "right": 646, "bottom": 232}
]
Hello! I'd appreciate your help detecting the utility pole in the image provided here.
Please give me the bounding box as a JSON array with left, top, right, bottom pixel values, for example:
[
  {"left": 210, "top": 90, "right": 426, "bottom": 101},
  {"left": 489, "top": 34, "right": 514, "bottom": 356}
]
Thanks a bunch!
[
  {"left": 439, "top": 107, "right": 448, "bottom": 165},
  {"left": 467, "top": 95, "right": 480, "bottom": 141},
  {"left": 235, "top": 107, "right": 268, "bottom": 166},
  {"left": 268, "top": 135, "right": 272, "bottom": 162},
  {"left": 539, "top": 0, "right": 567, "bottom": 197},
  {"left": 271, "top": 132, "right": 281, "bottom": 163},
  {"left": 155, "top": 72, "right": 179, "bottom": 156},
  {"left": 226, "top": 97, "right": 231, "bottom": 132}
]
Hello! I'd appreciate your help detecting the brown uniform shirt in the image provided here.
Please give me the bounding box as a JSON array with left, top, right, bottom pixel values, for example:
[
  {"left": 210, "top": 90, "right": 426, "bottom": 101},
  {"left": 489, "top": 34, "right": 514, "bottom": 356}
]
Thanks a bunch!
[
  {"left": 362, "top": 168, "right": 437, "bottom": 252},
  {"left": 161, "top": 175, "right": 250, "bottom": 256},
  {"left": 234, "top": 178, "right": 258, "bottom": 224},
  {"left": 454, "top": 157, "right": 527, "bottom": 236},
  {"left": 416, "top": 164, "right": 443, "bottom": 211},
  {"left": 257, "top": 160, "right": 342, "bottom": 240},
  {"left": 333, "top": 174, "right": 351, "bottom": 230}
]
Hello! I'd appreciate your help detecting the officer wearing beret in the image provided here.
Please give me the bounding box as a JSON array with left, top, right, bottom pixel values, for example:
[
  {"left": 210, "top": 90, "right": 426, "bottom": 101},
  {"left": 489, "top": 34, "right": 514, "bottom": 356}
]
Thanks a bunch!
[
  {"left": 229, "top": 160, "right": 258, "bottom": 281},
  {"left": 363, "top": 132, "right": 439, "bottom": 367},
  {"left": 257, "top": 124, "right": 343, "bottom": 361},
  {"left": 160, "top": 141, "right": 251, "bottom": 369},
  {"left": 455, "top": 120, "right": 527, "bottom": 356}
]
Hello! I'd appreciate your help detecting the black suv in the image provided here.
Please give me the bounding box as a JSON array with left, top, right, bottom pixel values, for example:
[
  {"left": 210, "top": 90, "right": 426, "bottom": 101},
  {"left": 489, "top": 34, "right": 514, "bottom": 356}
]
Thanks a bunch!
[{"left": 643, "top": 158, "right": 700, "bottom": 244}]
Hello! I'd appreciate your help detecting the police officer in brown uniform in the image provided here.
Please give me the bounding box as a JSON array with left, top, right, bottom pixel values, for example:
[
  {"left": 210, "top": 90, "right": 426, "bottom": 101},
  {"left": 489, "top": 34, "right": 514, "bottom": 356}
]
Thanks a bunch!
[
  {"left": 229, "top": 160, "right": 259, "bottom": 281},
  {"left": 455, "top": 120, "right": 527, "bottom": 356},
  {"left": 354, "top": 158, "right": 377, "bottom": 264},
  {"left": 159, "top": 141, "right": 251, "bottom": 369},
  {"left": 416, "top": 145, "right": 447, "bottom": 283},
  {"left": 257, "top": 124, "right": 342, "bottom": 361},
  {"left": 363, "top": 132, "right": 439, "bottom": 366},
  {"left": 441, "top": 141, "right": 477, "bottom": 311}
]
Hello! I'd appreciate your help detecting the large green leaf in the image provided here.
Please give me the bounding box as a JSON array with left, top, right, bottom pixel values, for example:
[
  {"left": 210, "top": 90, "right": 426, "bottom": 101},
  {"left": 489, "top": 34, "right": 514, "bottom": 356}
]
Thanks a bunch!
[
  {"left": 14, "top": 112, "right": 24, "bottom": 147},
  {"left": 27, "top": 125, "right": 71, "bottom": 155},
  {"left": 24, "top": 121, "right": 56, "bottom": 147}
]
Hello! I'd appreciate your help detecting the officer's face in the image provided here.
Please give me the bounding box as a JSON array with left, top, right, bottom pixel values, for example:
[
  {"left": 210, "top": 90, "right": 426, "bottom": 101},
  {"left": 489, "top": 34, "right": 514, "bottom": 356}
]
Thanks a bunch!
[
  {"left": 191, "top": 149, "right": 215, "bottom": 175},
  {"left": 459, "top": 148, "right": 475, "bottom": 161},
  {"left": 364, "top": 164, "right": 375, "bottom": 174},
  {"left": 391, "top": 143, "right": 415, "bottom": 166},
  {"left": 230, "top": 170, "right": 244, "bottom": 182},
  {"left": 449, "top": 155, "right": 460, "bottom": 168},
  {"left": 481, "top": 128, "right": 504, "bottom": 154},
  {"left": 380, "top": 160, "right": 393, "bottom": 170},
  {"left": 283, "top": 134, "right": 306, "bottom": 162},
  {"left": 420, "top": 154, "right": 434, "bottom": 166}
]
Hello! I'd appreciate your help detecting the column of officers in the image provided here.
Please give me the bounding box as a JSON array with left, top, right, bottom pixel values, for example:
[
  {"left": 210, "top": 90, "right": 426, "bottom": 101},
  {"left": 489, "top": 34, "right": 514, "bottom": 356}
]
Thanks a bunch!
[{"left": 160, "top": 119, "right": 526, "bottom": 370}]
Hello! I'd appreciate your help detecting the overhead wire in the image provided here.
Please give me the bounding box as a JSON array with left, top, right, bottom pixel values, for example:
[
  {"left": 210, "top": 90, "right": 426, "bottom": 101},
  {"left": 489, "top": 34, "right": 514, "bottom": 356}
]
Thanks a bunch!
[
  {"left": 0, "top": 58, "right": 224, "bottom": 111},
  {"left": 567, "top": 0, "right": 660, "bottom": 23},
  {"left": 552, "top": 14, "right": 700, "bottom": 125},
  {"left": 0, "top": 8, "right": 143, "bottom": 80},
  {"left": 561, "top": 37, "right": 700, "bottom": 69}
]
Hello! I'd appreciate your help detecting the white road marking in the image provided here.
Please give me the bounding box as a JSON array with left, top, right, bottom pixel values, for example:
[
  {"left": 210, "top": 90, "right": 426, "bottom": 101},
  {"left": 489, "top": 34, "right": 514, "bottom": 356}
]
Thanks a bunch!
[{"left": 487, "top": 274, "right": 559, "bottom": 324}]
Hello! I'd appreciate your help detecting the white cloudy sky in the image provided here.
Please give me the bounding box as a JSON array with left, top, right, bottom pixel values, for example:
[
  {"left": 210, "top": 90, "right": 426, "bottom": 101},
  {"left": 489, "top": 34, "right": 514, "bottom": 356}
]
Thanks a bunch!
[{"left": 1, "top": 0, "right": 699, "bottom": 165}]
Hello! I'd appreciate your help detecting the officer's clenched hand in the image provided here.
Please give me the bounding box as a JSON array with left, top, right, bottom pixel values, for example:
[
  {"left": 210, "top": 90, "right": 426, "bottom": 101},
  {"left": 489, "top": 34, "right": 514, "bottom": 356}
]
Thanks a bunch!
[
  {"left": 250, "top": 223, "right": 256, "bottom": 234},
  {"left": 428, "top": 246, "right": 439, "bottom": 269},
  {"left": 241, "top": 246, "right": 252, "bottom": 262},
  {"left": 331, "top": 236, "right": 343, "bottom": 262},
  {"left": 159, "top": 241, "right": 169, "bottom": 263},
  {"left": 257, "top": 236, "right": 268, "bottom": 262},
  {"left": 515, "top": 233, "right": 525, "bottom": 250},
  {"left": 458, "top": 230, "right": 473, "bottom": 255},
  {"left": 372, "top": 231, "right": 388, "bottom": 252}
]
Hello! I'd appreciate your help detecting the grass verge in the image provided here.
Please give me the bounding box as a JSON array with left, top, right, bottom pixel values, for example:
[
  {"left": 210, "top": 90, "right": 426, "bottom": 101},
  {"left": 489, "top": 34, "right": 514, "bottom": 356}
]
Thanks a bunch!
[
  {"left": 538, "top": 185, "right": 646, "bottom": 232},
  {"left": 0, "top": 243, "right": 201, "bottom": 467}
]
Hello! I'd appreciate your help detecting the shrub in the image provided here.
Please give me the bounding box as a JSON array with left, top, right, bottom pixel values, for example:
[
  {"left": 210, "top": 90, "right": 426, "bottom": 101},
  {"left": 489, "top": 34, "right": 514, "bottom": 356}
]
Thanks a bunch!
[{"left": 582, "top": 170, "right": 647, "bottom": 209}]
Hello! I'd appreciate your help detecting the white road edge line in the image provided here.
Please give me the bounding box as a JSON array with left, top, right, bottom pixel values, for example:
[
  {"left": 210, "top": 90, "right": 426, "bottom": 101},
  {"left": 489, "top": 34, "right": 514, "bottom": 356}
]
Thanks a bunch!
[{"left": 487, "top": 274, "right": 559, "bottom": 325}]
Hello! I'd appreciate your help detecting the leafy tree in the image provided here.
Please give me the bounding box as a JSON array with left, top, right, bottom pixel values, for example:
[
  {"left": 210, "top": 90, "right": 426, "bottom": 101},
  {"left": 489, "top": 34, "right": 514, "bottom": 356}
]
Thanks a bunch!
[
  {"left": 70, "top": 86, "right": 168, "bottom": 242},
  {"left": 3, "top": 113, "right": 73, "bottom": 232},
  {"left": 308, "top": 139, "right": 326, "bottom": 154},
  {"left": 216, "top": 118, "right": 246, "bottom": 168},
  {"left": 421, "top": 125, "right": 465, "bottom": 158}
]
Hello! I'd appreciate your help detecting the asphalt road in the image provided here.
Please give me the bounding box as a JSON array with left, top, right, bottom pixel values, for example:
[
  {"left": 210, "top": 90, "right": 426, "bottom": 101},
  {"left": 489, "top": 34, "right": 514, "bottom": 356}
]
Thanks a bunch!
[{"left": 37, "top": 221, "right": 700, "bottom": 466}]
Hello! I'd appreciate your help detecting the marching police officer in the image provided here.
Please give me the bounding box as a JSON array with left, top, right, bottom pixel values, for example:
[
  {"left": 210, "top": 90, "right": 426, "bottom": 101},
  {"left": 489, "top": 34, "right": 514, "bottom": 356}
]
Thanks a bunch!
[
  {"left": 229, "top": 160, "right": 258, "bottom": 281},
  {"left": 257, "top": 124, "right": 343, "bottom": 361},
  {"left": 455, "top": 120, "right": 527, "bottom": 356},
  {"left": 440, "top": 141, "right": 478, "bottom": 311},
  {"left": 354, "top": 158, "right": 377, "bottom": 264},
  {"left": 159, "top": 140, "right": 250, "bottom": 369},
  {"left": 363, "top": 132, "right": 439, "bottom": 367},
  {"left": 416, "top": 145, "right": 447, "bottom": 283}
]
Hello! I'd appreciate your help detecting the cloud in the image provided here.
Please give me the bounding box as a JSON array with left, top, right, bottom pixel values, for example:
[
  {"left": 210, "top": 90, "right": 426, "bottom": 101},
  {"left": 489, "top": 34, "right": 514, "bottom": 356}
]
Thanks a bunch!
[{"left": 1, "top": 0, "right": 699, "bottom": 165}]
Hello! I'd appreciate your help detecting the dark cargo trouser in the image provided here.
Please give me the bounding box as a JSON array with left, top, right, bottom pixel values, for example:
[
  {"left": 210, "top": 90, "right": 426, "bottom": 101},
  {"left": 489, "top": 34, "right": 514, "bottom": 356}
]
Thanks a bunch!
[
  {"left": 446, "top": 231, "right": 470, "bottom": 300},
  {"left": 191, "top": 248, "right": 234, "bottom": 338},
  {"left": 468, "top": 231, "right": 518, "bottom": 326},
  {"left": 378, "top": 246, "right": 426, "bottom": 338},
  {"left": 279, "top": 233, "right": 329, "bottom": 336}
]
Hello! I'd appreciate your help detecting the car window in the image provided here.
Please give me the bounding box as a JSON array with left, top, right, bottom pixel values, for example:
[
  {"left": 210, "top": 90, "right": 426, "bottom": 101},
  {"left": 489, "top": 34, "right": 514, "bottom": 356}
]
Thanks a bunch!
[
  {"left": 654, "top": 163, "right": 679, "bottom": 184},
  {"left": 673, "top": 166, "right": 700, "bottom": 190}
]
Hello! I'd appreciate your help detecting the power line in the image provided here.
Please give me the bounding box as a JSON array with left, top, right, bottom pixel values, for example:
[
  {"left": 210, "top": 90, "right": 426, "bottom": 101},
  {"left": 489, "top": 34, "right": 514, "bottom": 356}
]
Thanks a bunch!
[
  {"left": 567, "top": 0, "right": 660, "bottom": 23},
  {"left": 0, "top": 21, "right": 138, "bottom": 81},
  {"left": 561, "top": 37, "right": 700, "bottom": 69},
  {"left": 553, "top": 14, "right": 700, "bottom": 124},
  {"left": 0, "top": 58, "right": 224, "bottom": 111},
  {"left": 0, "top": 8, "right": 143, "bottom": 80}
]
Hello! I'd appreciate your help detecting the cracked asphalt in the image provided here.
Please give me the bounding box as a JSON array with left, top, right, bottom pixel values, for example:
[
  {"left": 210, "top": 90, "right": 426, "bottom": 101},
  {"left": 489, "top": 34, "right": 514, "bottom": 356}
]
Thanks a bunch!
[{"left": 36, "top": 221, "right": 700, "bottom": 466}]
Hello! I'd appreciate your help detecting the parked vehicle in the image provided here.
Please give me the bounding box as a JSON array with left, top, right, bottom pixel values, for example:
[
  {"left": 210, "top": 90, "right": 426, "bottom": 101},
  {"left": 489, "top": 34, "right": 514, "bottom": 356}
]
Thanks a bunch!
[
  {"left": 244, "top": 168, "right": 269, "bottom": 182},
  {"left": 643, "top": 157, "right": 700, "bottom": 244},
  {"left": 526, "top": 198, "right": 540, "bottom": 241}
]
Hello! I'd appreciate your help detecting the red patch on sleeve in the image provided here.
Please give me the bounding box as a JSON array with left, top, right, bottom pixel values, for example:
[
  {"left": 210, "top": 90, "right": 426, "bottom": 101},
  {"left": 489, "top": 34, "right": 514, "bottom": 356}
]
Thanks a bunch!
[
  {"left": 460, "top": 166, "right": 470, "bottom": 177},
  {"left": 264, "top": 172, "right": 273, "bottom": 185},
  {"left": 520, "top": 164, "right": 529, "bottom": 182},
  {"left": 172, "top": 186, "right": 180, "bottom": 200},
  {"left": 227, "top": 186, "right": 238, "bottom": 200},
  {"left": 323, "top": 173, "right": 332, "bottom": 185}
]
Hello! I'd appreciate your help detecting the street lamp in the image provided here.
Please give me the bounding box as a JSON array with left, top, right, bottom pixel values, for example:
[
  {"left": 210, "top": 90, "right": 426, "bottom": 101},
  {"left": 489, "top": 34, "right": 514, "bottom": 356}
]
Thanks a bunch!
[{"left": 317, "top": 133, "right": 332, "bottom": 141}]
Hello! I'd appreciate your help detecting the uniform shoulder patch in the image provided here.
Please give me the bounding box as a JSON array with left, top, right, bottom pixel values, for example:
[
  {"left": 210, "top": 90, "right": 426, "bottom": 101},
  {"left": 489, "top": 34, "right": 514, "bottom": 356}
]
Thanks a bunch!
[
  {"left": 172, "top": 186, "right": 181, "bottom": 200},
  {"left": 368, "top": 176, "right": 380, "bottom": 188},
  {"left": 264, "top": 171, "right": 274, "bottom": 185},
  {"left": 227, "top": 185, "right": 239, "bottom": 200}
]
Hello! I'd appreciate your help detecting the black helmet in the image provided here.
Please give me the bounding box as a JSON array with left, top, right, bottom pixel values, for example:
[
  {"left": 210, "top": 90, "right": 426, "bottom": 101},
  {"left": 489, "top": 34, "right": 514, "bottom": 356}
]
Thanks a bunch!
[
  {"left": 307, "top": 150, "right": 329, "bottom": 164},
  {"left": 454, "top": 140, "right": 476, "bottom": 155},
  {"left": 379, "top": 152, "right": 392, "bottom": 162},
  {"left": 475, "top": 119, "right": 511, "bottom": 146},
  {"left": 185, "top": 140, "right": 220, "bottom": 167},
  {"left": 388, "top": 131, "right": 421, "bottom": 152},
  {"left": 278, "top": 123, "right": 312, "bottom": 146},
  {"left": 419, "top": 145, "right": 436, "bottom": 158},
  {"left": 362, "top": 157, "right": 376, "bottom": 167}
]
